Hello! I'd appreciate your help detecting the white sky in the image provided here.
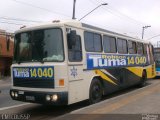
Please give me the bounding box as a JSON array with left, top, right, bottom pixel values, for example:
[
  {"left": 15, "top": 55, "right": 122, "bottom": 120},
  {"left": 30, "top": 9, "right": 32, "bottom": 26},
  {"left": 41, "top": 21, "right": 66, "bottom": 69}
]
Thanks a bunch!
[{"left": 0, "top": 0, "right": 160, "bottom": 46}]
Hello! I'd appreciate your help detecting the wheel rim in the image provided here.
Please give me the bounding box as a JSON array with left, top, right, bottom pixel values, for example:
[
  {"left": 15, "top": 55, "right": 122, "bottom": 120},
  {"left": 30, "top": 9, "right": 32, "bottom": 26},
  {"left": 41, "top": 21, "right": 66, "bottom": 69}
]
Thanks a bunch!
[
  {"left": 91, "top": 83, "right": 101, "bottom": 102},
  {"left": 142, "top": 72, "right": 147, "bottom": 85}
]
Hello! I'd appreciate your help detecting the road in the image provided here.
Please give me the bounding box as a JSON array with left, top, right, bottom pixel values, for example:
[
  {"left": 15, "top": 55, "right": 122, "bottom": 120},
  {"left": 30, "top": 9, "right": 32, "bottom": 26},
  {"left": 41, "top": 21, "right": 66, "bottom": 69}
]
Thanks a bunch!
[
  {"left": 0, "top": 78, "right": 25, "bottom": 108},
  {"left": 0, "top": 78, "right": 160, "bottom": 120},
  {"left": 0, "top": 78, "right": 88, "bottom": 120}
]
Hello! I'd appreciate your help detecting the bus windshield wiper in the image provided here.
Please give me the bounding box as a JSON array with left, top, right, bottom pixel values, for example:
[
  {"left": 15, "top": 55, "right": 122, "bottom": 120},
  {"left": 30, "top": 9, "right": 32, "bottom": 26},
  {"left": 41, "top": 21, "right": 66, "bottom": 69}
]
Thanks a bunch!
[{"left": 31, "top": 59, "right": 44, "bottom": 64}]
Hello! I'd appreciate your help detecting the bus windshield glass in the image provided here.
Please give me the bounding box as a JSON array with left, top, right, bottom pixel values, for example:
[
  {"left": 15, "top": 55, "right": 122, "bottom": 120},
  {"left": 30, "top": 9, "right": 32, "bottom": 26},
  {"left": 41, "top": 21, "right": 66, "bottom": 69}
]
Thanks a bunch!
[{"left": 14, "top": 28, "right": 64, "bottom": 62}]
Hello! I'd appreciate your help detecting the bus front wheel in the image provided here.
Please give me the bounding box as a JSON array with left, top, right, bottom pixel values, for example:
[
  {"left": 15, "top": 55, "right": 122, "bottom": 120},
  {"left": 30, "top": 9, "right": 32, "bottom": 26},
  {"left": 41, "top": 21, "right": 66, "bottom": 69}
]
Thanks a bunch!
[{"left": 88, "top": 79, "right": 103, "bottom": 104}]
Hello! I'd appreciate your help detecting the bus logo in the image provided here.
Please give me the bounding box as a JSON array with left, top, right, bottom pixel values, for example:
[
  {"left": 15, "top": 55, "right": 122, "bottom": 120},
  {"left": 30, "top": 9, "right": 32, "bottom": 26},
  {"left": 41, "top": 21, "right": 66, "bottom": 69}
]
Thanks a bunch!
[
  {"left": 87, "top": 54, "right": 147, "bottom": 69},
  {"left": 70, "top": 66, "right": 78, "bottom": 78},
  {"left": 13, "top": 67, "right": 54, "bottom": 79}
]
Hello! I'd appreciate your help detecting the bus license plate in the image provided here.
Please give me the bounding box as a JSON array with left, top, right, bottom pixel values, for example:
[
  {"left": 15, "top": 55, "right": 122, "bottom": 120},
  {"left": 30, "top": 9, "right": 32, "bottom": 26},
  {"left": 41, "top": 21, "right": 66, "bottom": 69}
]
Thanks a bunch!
[{"left": 26, "top": 96, "right": 35, "bottom": 101}]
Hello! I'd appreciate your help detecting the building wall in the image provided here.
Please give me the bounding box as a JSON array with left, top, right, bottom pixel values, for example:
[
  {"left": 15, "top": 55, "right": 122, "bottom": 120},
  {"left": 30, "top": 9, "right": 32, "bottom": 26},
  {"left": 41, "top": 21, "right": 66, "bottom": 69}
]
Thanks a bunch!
[{"left": 0, "top": 31, "right": 14, "bottom": 76}]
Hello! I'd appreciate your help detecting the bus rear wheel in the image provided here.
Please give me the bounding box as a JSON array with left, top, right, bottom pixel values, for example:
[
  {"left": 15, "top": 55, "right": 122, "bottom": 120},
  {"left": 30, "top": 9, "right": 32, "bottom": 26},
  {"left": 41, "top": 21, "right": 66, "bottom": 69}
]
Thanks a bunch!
[
  {"left": 138, "top": 71, "right": 147, "bottom": 87},
  {"left": 88, "top": 79, "right": 103, "bottom": 104}
]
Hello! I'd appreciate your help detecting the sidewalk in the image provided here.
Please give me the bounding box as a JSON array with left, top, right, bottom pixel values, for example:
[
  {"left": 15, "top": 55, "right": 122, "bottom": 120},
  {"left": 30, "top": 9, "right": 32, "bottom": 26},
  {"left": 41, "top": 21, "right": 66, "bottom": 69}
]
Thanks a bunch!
[
  {"left": 0, "top": 76, "right": 11, "bottom": 81},
  {"left": 0, "top": 77, "right": 11, "bottom": 88},
  {"left": 71, "top": 80, "right": 160, "bottom": 114},
  {"left": 54, "top": 80, "right": 160, "bottom": 120}
]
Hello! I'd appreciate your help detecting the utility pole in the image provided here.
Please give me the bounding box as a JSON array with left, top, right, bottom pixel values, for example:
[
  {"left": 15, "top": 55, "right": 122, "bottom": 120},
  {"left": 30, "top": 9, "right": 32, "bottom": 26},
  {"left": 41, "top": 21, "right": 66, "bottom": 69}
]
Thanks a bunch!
[
  {"left": 142, "top": 25, "right": 151, "bottom": 39},
  {"left": 72, "top": 0, "right": 76, "bottom": 19},
  {"left": 157, "top": 41, "right": 160, "bottom": 47}
]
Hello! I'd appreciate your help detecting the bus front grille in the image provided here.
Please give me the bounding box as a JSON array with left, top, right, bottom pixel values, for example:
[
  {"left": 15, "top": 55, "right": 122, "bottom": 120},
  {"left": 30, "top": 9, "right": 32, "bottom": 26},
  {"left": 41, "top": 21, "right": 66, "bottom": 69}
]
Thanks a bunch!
[{"left": 13, "top": 78, "right": 54, "bottom": 88}]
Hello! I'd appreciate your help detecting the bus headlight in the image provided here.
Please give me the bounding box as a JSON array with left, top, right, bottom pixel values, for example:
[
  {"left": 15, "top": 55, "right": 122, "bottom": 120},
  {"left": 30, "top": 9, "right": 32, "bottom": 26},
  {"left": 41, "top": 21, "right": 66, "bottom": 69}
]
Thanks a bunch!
[
  {"left": 51, "top": 94, "right": 58, "bottom": 102},
  {"left": 15, "top": 92, "right": 18, "bottom": 97},
  {"left": 11, "top": 91, "right": 15, "bottom": 97},
  {"left": 46, "top": 95, "right": 51, "bottom": 101}
]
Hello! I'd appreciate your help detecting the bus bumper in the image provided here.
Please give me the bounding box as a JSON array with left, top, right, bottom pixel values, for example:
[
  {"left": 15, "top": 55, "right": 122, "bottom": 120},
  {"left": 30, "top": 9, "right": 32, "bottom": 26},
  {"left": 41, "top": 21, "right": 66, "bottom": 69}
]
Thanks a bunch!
[{"left": 10, "top": 89, "right": 68, "bottom": 105}]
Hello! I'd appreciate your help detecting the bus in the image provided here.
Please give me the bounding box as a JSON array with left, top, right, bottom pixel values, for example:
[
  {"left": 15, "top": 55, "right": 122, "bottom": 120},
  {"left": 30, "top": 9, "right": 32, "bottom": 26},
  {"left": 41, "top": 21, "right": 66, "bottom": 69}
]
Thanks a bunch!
[
  {"left": 10, "top": 20, "right": 155, "bottom": 105},
  {"left": 154, "top": 47, "right": 160, "bottom": 77}
]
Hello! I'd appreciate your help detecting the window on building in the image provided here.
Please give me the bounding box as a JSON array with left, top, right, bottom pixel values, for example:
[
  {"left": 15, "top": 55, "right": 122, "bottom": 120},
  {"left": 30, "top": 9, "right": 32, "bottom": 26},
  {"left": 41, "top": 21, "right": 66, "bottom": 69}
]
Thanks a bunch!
[
  {"left": 6, "top": 35, "right": 10, "bottom": 51},
  {"left": 103, "top": 35, "right": 116, "bottom": 53},
  {"left": 84, "top": 31, "right": 102, "bottom": 52},
  {"left": 128, "top": 40, "right": 136, "bottom": 54},
  {"left": 117, "top": 38, "right": 127, "bottom": 54},
  {"left": 0, "top": 44, "right": 2, "bottom": 54},
  {"left": 137, "top": 42, "right": 144, "bottom": 54}
]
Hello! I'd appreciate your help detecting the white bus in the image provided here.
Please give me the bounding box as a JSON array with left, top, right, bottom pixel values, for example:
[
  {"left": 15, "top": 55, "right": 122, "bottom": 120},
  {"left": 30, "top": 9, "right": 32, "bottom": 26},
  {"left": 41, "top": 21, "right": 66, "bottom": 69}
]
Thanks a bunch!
[{"left": 10, "top": 20, "right": 155, "bottom": 105}]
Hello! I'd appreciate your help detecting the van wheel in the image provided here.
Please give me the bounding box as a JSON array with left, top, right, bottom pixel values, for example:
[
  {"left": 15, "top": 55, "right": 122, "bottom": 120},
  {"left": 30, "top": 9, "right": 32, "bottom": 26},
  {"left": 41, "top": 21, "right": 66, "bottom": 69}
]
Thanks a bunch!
[
  {"left": 138, "top": 71, "right": 147, "bottom": 87},
  {"left": 89, "top": 79, "right": 102, "bottom": 104}
]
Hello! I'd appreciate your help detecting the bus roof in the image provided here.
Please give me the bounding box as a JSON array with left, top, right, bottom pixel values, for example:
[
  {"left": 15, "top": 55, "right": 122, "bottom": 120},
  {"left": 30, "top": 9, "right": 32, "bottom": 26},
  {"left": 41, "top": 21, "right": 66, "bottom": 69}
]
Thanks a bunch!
[{"left": 15, "top": 20, "right": 149, "bottom": 44}]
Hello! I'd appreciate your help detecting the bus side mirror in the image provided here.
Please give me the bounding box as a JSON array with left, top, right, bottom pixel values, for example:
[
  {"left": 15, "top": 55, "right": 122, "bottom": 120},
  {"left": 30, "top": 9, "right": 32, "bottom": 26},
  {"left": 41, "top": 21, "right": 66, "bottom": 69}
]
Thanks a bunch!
[{"left": 67, "top": 30, "right": 76, "bottom": 49}]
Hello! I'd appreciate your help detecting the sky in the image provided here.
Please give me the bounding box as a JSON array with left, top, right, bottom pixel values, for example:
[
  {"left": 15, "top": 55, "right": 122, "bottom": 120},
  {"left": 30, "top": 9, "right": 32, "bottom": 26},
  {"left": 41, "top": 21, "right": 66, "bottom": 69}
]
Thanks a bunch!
[{"left": 0, "top": 0, "right": 160, "bottom": 46}]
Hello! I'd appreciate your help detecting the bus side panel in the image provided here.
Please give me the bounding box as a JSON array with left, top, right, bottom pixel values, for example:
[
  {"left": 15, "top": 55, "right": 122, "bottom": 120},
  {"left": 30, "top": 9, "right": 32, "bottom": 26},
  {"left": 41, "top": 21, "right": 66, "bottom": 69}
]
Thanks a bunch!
[
  {"left": 146, "top": 64, "right": 156, "bottom": 79},
  {"left": 147, "top": 44, "right": 156, "bottom": 78},
  {"left": 106, "top": 67, "right": 142, "bottom": 87},
  {"left": 98, "top": 67, "right": 142, "bottom": 95},
  {"left": 68, "top": 68, "right": 97, "bottom": 104}
]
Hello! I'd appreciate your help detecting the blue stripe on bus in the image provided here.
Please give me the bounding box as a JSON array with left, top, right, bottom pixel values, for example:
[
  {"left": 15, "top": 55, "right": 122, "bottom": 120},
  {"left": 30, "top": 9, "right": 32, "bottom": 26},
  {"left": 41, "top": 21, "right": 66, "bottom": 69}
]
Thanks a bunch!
[{"left": 156, "top": 68, "right": 160, "bottom": 71}]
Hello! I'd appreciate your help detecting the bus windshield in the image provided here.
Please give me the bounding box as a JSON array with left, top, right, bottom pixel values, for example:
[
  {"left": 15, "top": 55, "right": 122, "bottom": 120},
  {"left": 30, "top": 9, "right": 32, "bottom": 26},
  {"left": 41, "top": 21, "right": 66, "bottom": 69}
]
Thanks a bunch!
[{"left": 14, "top": 28, "right": 64, "bottom": 63}]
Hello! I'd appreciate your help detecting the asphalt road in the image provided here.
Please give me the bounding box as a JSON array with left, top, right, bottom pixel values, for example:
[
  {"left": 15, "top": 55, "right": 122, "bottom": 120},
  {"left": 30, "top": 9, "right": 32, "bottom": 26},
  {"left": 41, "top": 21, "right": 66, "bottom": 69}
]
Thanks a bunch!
[
  {"left": 0, "top": 78, "right": 25, "bottom": 108},
  {"left": 0, "top": 78, "right": 160, "bottom": 120},
  {"left": 0, "top": 78, "right": 89, "bottom": 119}
]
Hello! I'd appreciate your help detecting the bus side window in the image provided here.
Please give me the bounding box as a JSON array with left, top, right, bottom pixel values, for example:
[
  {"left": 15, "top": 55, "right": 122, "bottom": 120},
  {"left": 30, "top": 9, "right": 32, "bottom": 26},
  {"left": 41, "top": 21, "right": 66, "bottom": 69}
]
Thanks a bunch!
[
  {"left": 103, "top": 35, "right": 116, "bottom": 53},
  {"left": 143, "top": 44, "right": 147, "bottom": 55},
  {"left": 67, "top": 35, "right": 82, "bottom": 62},
  {"left": 117, "top": 38, "right": 127, "bottom": 54},
  {"left": 137, "top": 42, "right": 144, "bottom": 55},
  {"left": 149, "top": 44, "right": 154, "bottom": 64},
  {"left": 128, "top": 40, "right": 137, "bottom": 54},
  {"left": 84, "top": 31, "right": 102, "bottom": 52}
]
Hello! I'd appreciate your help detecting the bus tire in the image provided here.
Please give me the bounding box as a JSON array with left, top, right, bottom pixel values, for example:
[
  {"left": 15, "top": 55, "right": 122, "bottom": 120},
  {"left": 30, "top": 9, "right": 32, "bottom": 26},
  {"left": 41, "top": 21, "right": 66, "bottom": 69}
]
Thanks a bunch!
[
  {"left": 138, "top": 70, "right": 147, "bottom": 87},
  {"left": 88, "top": 78, "right": 103, "bottom": 104}
]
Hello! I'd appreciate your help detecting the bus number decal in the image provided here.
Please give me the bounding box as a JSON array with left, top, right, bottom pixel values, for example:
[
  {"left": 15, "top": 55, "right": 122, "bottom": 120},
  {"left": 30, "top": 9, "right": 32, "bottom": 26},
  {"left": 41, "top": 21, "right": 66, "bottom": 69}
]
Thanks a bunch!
[
  {"left": 48, "top": 68, "right": 54, "bottom": 77},
  {"left": 13, "top": 67, "right": 54, "bottom": 79},
  {"left": 87, "top": 54, "right": 147, "bottom": 69},
  {"left": 127, "top": 57, "right": 146, "bottom": 65},
  {"left": 30, "top": 68, "right": 37, "bottom": 77},
  {"left": 127, "top": 57, "right": 135, "bottom": 65},
  {"left": 30, "top": 67, "right": 54, "bottom": 78}
]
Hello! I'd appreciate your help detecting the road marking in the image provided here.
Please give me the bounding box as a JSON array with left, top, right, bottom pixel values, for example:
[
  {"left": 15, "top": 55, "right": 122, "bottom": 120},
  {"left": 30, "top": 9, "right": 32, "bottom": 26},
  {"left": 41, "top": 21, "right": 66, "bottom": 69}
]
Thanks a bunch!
[{"left": 0, "top": 103, "right": 30, "bottom": 111}]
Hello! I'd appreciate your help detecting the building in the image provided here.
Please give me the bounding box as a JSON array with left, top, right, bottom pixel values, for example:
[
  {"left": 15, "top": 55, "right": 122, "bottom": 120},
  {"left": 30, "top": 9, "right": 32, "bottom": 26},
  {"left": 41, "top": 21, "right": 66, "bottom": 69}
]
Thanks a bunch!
[{"left": 0, "top": 29, "right": 14, "bottom": 76}]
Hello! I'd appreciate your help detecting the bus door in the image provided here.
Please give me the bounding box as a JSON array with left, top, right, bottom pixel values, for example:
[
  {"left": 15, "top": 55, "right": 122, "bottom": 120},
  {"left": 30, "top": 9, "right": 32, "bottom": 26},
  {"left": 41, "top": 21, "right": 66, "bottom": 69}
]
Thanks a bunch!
[
  {"left": 147, "top": 43, "right": 155, "bottom": 78},
  {"left": 66, "top": 29, "right": 84, "bottom": 104}
]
